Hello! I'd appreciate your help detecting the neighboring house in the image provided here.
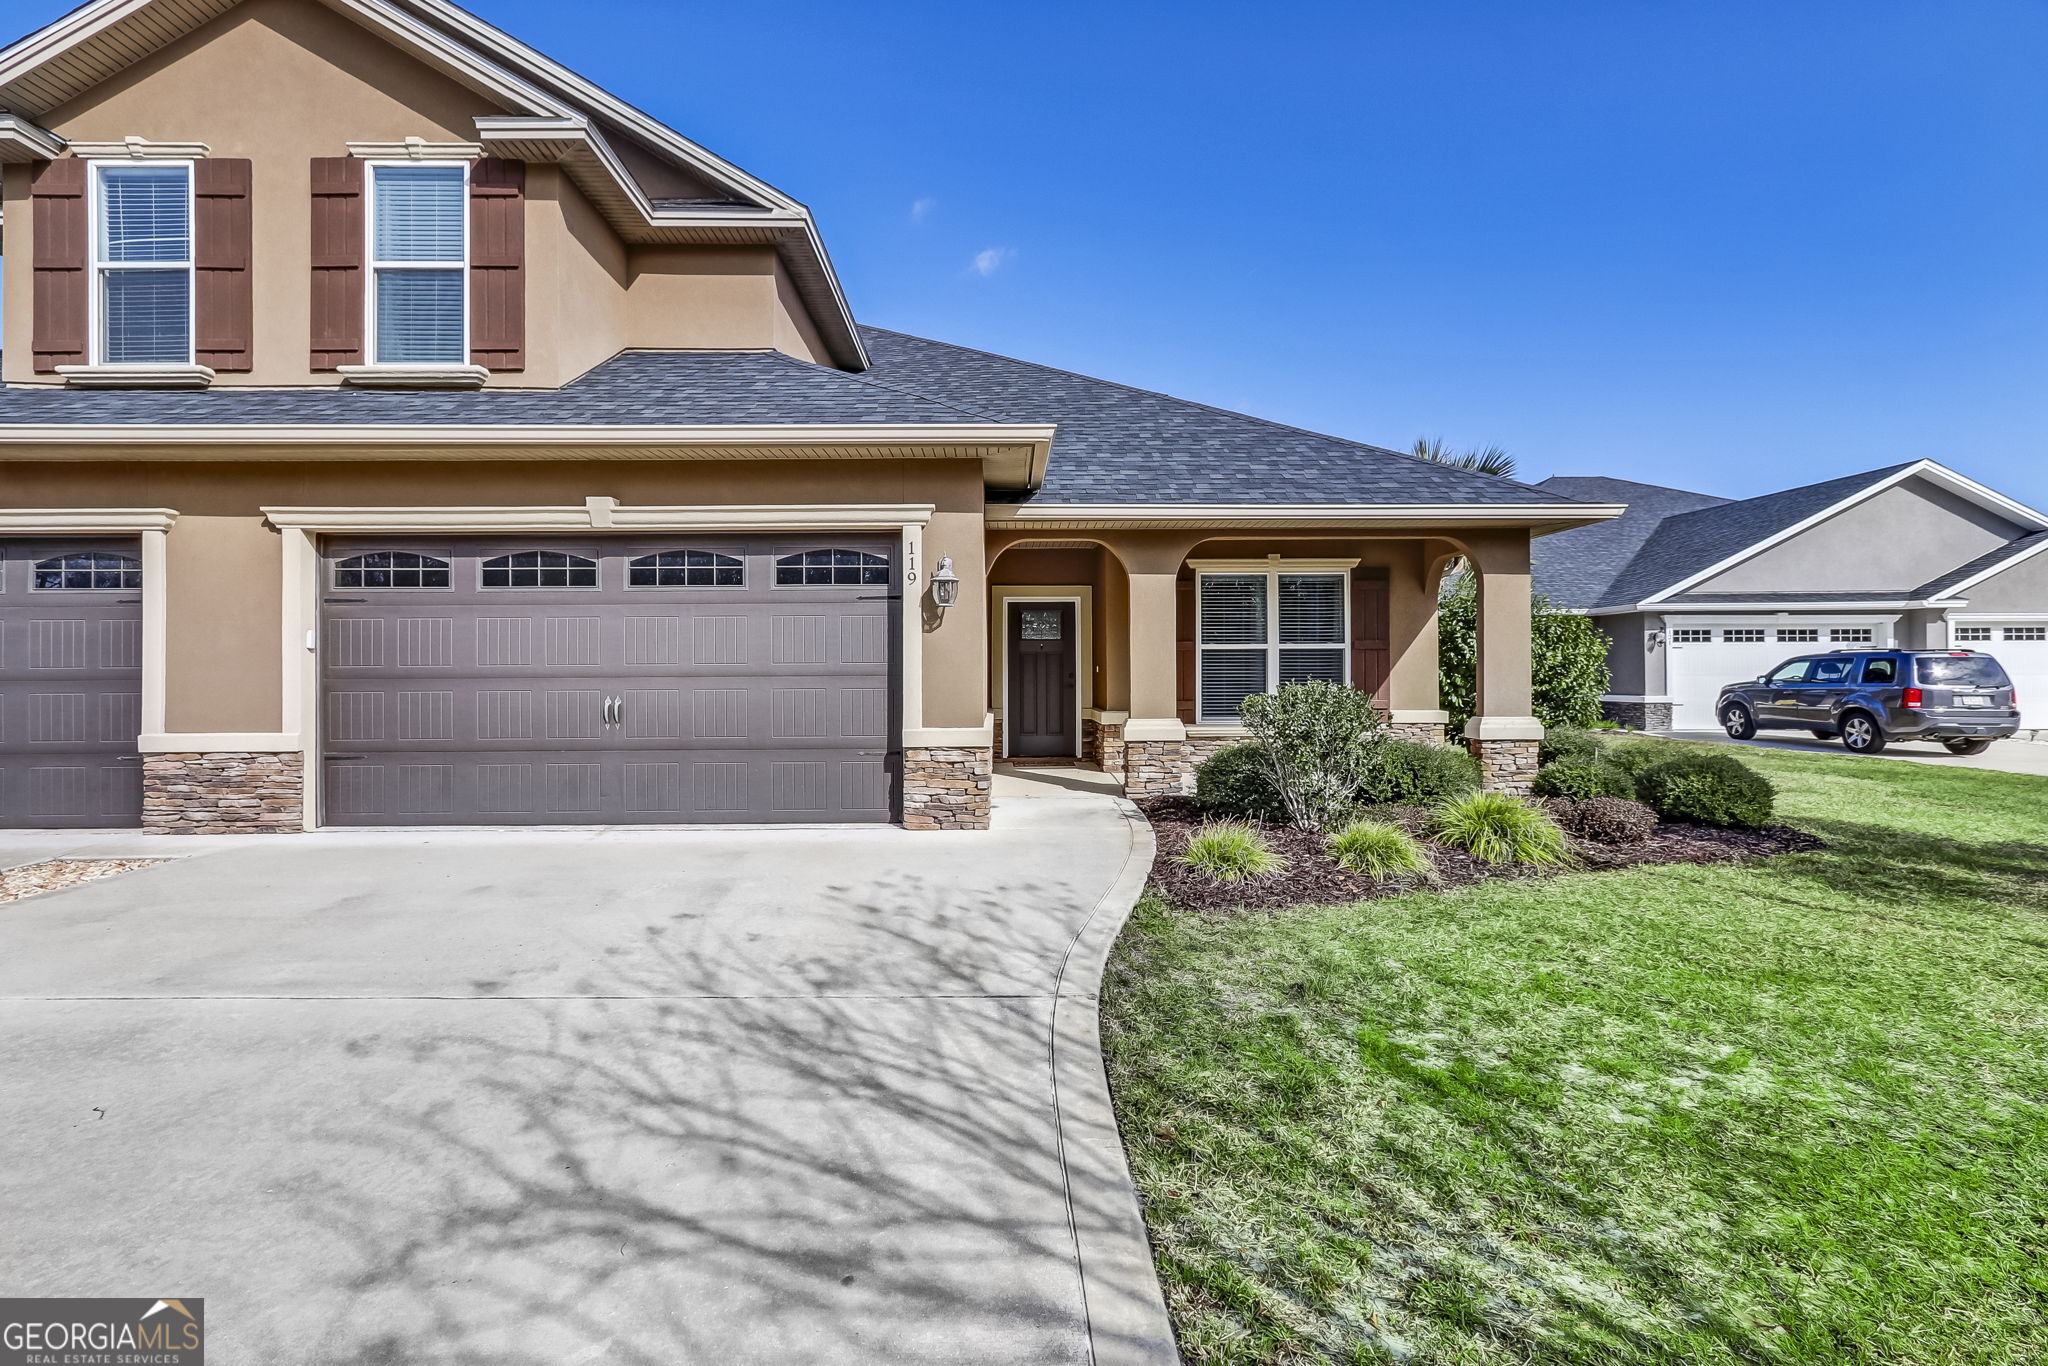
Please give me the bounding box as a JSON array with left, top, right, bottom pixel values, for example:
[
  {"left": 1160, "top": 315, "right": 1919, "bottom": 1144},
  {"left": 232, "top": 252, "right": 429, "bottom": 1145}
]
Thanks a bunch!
[
  {"left": 1534, "top": 462, "right": 2048, "bottom": 732},
  {"left": 0, "top": 0, "right": 1620, "bottom": 834}
]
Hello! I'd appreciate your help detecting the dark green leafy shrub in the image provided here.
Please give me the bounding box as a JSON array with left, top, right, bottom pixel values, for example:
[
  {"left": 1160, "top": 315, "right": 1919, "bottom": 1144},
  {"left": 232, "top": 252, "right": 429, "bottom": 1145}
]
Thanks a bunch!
[
  {"left": 1556, "top": 796, "right": 1658, "bottom": 844},
  {"left": 1239, "top": 681, "right": 1388, "bottom": 831},
  {"left": 1637, "top": 753, "right": 1777, "bottom": 829},
  {"left": 1603, "top": 740, "right": 1672, "bottom": 780},
  {"left": 1358, "top": 740, "right": 1481, "bottom": 805},
  {"left": 1532, "top": 758, "right": 1637, "bottom": 801},
  {"left": 1193, "top": 743, "right": 1285, "bottom": 821},
  {"left": 1440, "top": 574, "right": 1611, "bottom": 733},
  {"left": 1539, "top": 727, "right": 1606, "bottom": 767}
]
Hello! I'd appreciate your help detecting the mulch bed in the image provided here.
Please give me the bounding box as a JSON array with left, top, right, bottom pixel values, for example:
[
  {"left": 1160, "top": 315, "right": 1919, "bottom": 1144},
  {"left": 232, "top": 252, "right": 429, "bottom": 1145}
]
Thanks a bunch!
[{"left": 1138, "top": 796, "right": 1824, "bottom": 912}]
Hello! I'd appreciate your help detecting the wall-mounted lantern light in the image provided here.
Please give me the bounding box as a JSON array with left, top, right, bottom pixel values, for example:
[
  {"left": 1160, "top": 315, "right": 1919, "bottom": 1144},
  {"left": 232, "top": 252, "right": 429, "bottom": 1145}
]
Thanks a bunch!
[{"left": 929, "top": 555, "right": 960, "bottom": 610}]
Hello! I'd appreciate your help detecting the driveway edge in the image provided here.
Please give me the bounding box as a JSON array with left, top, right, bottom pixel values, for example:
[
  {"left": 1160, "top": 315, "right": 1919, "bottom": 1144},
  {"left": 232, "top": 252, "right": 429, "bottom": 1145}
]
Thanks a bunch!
[{"left": 1049, "top": 794, "right": 1180, "bottom": 1366}]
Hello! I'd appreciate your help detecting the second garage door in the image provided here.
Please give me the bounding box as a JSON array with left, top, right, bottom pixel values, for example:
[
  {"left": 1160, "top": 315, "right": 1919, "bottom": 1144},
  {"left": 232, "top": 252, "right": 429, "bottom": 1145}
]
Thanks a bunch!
[{"left": 320, "top": 536, "right": 898, "bottom": 825}]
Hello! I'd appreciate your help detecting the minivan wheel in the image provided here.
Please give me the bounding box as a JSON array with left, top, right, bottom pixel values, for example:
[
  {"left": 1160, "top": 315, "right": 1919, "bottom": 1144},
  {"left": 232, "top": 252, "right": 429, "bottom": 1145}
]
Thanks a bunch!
[
  {"left": 1840, "top": 711, "right": 1887, "bottom": 754},
  {"left": 1943, "top": 738, "right": 1993, "bottom": 756},
  {"left": 1721, "top": 702, "right": 1757, "bottom": 740}
]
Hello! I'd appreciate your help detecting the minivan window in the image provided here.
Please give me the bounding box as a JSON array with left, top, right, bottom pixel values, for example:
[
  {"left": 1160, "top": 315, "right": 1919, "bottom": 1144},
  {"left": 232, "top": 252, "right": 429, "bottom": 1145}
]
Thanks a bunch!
[
  {"left": 1860, "top": 656, "right": 1897, "bottom": 684},
  {"left": 1917, "top": 656, "right": 2011, "bottom": 688},
  {"left": 1763, "top": 659, "right": 1815, "bottom": 685},
  {"left": 1809, "top": 657, "right": 1855, "bottom": 684}
]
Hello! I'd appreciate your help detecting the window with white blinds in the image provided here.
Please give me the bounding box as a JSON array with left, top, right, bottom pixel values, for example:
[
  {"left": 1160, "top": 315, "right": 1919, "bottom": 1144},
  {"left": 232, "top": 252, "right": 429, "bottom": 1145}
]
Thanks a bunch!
[
  {"left": 1197, "top": 571, "right": 1349, "bottom": 722},
  {"left": 93, "top": 161, "right": 193, "bottom": 364},
  {"left": 370, "top": 163, "right": 467, "bottom": 364}
]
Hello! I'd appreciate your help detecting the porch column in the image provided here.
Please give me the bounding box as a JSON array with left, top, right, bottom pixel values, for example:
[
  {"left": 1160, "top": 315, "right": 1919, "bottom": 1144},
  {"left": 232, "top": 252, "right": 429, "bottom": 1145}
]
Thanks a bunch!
[
  {"left": 1463, "top": 530, "right": 1543, "bottom": 794},
  {"left": 1385, "top": 540, "right": 1453, "bottom": 743},
  {"left": 1107, "top": 533, "right": 1203, "bottom": 796}
]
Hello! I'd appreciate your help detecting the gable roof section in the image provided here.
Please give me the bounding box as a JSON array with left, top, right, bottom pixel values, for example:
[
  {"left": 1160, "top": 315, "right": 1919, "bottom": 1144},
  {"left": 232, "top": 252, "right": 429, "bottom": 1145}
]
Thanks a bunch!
[
  {"left": 1531, "top": 475, "right": 1730, "bottom": 607},
  {"left": 1914, "top": 529, "right": 2048, "bottom": 601},
  {"left": 858, "top": 327, "right": 1601, "bottom": 510},
  {"left": 0, "top": 0, "right": 867, "bottom": 367}
]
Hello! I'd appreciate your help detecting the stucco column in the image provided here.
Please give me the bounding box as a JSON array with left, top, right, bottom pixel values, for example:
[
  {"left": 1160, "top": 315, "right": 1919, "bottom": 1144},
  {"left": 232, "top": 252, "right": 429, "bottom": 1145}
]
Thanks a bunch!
[
  {"left": 1385, "top": 541, "right": 1451, "bottom": 742},
  {"left": 1463, "top": 530, "right": 1542, "bottom": 793},
  {"left": 1101, "top": 532, "right": 1202, "bottom": 794}
]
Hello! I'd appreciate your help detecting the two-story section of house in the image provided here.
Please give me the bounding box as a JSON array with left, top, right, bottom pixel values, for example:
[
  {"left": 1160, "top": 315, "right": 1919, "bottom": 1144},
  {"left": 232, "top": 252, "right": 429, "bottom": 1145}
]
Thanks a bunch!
[{"left": 0, "top": 0, "right": 1620, "bottom": 833}]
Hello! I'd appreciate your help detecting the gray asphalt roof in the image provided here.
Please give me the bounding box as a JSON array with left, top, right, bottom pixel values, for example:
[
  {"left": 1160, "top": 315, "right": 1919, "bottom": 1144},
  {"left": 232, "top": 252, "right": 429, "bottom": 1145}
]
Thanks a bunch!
[
  {"left": 1913, "top": 530, "right": 2048, "bottom": 599},
  {"left": 1532, "top": 476, "right": 1730, "bottom": 608}
]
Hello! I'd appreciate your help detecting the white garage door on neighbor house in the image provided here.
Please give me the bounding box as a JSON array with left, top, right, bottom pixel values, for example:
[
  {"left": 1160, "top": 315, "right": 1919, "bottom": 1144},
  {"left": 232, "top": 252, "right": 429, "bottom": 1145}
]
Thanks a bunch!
[
  {"left": 1949, "top": 621, "right": 2047, "bottom": 731},
  {"left": 1665, "top": 621, "right": 1891, "bottom": 730}
]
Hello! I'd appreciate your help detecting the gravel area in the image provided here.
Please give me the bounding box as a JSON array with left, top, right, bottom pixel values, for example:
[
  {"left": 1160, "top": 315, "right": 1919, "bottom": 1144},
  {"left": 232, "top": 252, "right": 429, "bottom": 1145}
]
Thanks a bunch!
[
  {"left": 0, "top": 858, "right": 170, "bottom": 905},
  {"left": 1139, "top": 796, "right": 1824, "bottom": 912}
]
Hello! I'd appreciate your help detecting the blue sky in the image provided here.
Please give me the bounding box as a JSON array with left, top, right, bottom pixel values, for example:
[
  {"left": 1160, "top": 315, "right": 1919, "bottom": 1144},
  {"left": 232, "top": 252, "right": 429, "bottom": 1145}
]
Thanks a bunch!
[{"left": 16, "top": 0, "right": 2048, "bottom": 505}]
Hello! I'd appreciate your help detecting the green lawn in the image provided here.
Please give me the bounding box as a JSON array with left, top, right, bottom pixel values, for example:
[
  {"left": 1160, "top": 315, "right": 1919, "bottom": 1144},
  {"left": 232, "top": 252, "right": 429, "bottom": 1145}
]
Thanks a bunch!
[{"left": 1101, "top": 744, "right": 2048, "bottom": 1365}]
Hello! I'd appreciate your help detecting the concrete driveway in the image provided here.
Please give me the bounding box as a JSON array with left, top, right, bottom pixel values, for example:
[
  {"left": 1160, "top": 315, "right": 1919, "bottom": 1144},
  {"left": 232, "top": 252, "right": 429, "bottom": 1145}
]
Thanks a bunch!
[
  {"left": 1666, "top": 730, "right": 2048, "bottom": 777},
  {"left": 0, "top": 774, "right": 1173, "bottom": 1365}
]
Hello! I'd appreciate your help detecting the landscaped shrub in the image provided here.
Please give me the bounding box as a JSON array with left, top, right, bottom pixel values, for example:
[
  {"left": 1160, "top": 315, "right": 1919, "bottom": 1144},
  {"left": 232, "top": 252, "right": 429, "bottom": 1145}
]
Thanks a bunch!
[
  {"left": 1327, "top": 819, "right": 1435, "bottom": 878},
  {"left": 1556, "top": 796, "right": 1658, "bottom": 845},
  {"left": 1192, "top": 743, "right": 1285, "bottom": 822},
  {"left": 1532, "top": 758, "right": 1637, "bottom": 801},
  {"left": 1539, "top": 726, "right": 1606, "bottom": 767},
  {"left": 1179, "top": 820, "right": 1284, "bottom": 882},
  {"left": 1428, "top": 791, "right": 1573, "bottom": 866},
  {"left": 1637, "top": 753, "right": 1777, "bottom": 829},
  {"left": 1238, "top": 681, "right": 1387, "bottom": 831},
  {"left": 1439, "top": 574, "right": 1611, "bottom": 733},
  {"left": 1357, "top": 739, "right": 1481, "bottom": 806},
  {"left": 1603, "top": 739, "right": 1673, "bottom": 781}
]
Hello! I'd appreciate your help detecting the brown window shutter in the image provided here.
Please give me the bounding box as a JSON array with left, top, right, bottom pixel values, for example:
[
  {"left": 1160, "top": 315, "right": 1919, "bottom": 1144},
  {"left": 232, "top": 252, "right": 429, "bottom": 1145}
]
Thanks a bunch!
[
  {"left": 1352, "top": 571, "right": 1392, "bottom": 702},
  {"left": 195, "top": 158, "right": 253, "bottom": 372},
  {"left": 31, "top": 158, "right": 89, "bottom": 372},
  {"left": 1176, "top": 577, "right": 1197, "bottom": 724},
  {"left": 468, "top": 157, "right": 525, "bottom": 371},
  {"left": 309, "top": 157, "right": 365, "bottom": 370}
]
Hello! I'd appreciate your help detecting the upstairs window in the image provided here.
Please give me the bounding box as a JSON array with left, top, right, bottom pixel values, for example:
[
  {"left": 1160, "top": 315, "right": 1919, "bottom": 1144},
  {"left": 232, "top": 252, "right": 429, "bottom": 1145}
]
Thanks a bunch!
[
  {"left": 369, "top": 163, "right": 467, "bottom": 365},
  {"left": 775, "top": 550, "right": 889, "bottom": 586},
  {"left": 630, "top": 550, "right": 744, "bottom": 587},
  {"left": 94, "top": 162, "right": 192, "bottom": 364},
  {"left": 1196, "top": 571, "right": 1348, "bottom": 723},
  {"left": 35, "top": 552, "right": 142, "bottom": 590},
  {"left": 333, "top": 551, "right": 451, "bottom": 589},
  {"left": 481, "top": 551, "right": 596, "bottom": 589}
]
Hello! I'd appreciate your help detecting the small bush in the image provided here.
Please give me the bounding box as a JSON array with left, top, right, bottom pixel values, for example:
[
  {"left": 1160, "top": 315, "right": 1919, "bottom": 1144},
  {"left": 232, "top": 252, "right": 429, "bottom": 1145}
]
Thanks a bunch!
[
  {"left": 1193, "top": 743, "right": 1285, "bottom": 821},
  {"left": 1179, "top": 820, "right": 1285, "bottom": 882},
  {"left": 1328, "top": 819, "right": 1435, "bottom": 878},
  {"left": 1556, "top": 796, "right": 1658, "bottom": 845},
  {"left": 1603, "top": 739, "right": 1673, "bottom": 780},
  {"left": 1358, "top": 740, "right": 1481, "bottom": 805},
  {"left": 1428, "top": 791, "right": 1574, "bottom": 866},
  {"left": 1532, "top": 758, "right": 1637, "bottom": 801},
  {"left": 1539, "top": 727, "right": 1606, "bottom": 767},
  {"left": 1239, "top": 681, "right": 1389, "bottom": 831},
  {"left": 1637, "top": 753, "right": 1777, "bottom": 829}
]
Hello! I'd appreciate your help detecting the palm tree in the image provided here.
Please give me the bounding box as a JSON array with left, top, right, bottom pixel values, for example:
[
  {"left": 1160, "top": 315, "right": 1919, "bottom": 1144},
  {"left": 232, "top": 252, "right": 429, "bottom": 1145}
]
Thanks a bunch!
[{"left": 1410, "top": 436, "right": 1516, "bottom": 478}]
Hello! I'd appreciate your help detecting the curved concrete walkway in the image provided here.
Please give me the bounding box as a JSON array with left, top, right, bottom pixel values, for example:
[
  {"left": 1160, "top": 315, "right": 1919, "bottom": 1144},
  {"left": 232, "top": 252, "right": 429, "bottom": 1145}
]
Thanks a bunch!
[{"left": 0, "top": 773, "right": 1175, "bottom": 1365}]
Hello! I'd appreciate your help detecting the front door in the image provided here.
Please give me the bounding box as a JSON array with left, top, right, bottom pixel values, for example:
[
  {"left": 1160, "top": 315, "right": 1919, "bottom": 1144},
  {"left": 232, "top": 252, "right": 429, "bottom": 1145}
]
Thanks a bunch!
[{"left": 1007, "top": 602, "right": 1077, "bottom": 758}]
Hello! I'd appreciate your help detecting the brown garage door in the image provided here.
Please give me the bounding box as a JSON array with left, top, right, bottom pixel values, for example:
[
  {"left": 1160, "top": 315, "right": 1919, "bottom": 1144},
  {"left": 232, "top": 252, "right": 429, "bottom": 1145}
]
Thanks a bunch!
[
  {"left": 0, "top": 538, "right": 145, "bottom": 828},
  {"left": 319, "top": 535, "right": 899, "bottom": 825}
]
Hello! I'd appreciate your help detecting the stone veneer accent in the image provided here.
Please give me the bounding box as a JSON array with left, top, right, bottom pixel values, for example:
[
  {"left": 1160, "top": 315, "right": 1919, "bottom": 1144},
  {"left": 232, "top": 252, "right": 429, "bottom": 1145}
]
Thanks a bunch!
[
  {"left": 1601, "top": 699, "right": 1673, "bottom": 732},
  {"left": 1389, "top": 721, "right": 1449, "bottom": 744},
  {"left": 143, "top": 752, "right": 306, "bottom": 834},
  {"left": 1121, "top": 739, "right": 1193, "bottom": 797},
  {"left": 902, "top": 746, "right": 993, "bottom": 830},
  {"left": 1467, "top": 738, "right": 1540, "bottom": 796},
  {"left": 1093, "top": 719, "right": 1127, "bottom": 778}
]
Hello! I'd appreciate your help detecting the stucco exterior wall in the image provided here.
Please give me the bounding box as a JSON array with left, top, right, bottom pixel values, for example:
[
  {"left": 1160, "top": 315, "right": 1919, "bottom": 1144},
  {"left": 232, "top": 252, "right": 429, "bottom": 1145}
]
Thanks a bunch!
[
  {"left": 1596, "top": 611, "right": 1655, "bottom": 695},
  {"left": 1954, "top": 545, "right": 2048, "bottom": 613},
  {"left": 1, "top": 0, "right": 838, "bottom": 390},
  {"left": 1692, "top": 477, "right": 2026, "bottom": 595}
]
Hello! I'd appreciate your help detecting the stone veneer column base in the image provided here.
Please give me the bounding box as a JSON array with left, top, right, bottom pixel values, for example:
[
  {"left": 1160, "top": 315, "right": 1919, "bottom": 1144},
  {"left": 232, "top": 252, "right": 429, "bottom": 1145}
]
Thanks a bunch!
[
  {"left": 1094, "top": 721, "right": 1127, "bottom": 779},
  {"left": 1389, "top": 721, "right": 1449, "bottom": 744},
  {"left": 1122, "top": 739, "right": 1193, "bottom": 797},
  {"left": 1467, "top": 738, "right": 1540, "bottom": 796},
  {"left": 143, "top": 752, "right": 306, "bottom": 835},
  {"left": 902, "top": 746, "right": 993, "bottom": 830},
  {"left": 1602, "top": 699, "right": 1672, "bottom": 732}
]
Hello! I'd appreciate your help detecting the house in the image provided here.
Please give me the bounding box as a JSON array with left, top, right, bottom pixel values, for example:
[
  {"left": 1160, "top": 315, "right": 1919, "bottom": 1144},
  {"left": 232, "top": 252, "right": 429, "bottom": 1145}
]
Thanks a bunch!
[
  {"left": 0, "top": 0, "right": 1622, "bottom": 833},
  {"left": 1533, "top": 462, "right": 2048, "bottom": 733}
]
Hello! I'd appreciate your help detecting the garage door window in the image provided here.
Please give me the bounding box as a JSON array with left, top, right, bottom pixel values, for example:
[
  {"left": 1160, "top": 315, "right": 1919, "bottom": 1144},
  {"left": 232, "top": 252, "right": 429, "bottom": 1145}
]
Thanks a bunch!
[
  {"left": 333, "top": 551, "right": 451, "bottom": 590},
  {"left": 775, "top": 550, "right": 889, "bottom": 586},
  {"left": 481, "top": 551, "right": 597, "bottom": 589},
  {"left": 1724, "top": 628, "right": 1766, "bottom": 643},
  {"left": 33, "top": 552, "right": 142, "bottom": 591},
  {"left": 1954, "top": 626, "right": 1992, "bottom": 642},
  {"left": 1831, "top": 628, "right": 1874, "bottom": 644},
  {"left": 2006, "top": 626, "right": 2046, "bottom": 642},
  {"left": 1778, "top": 628, "right": 1818, "bottom": 642},
  {"left": 1672, "top": 628, "right": 1711, "bottom": 644},
  {"left": 629, "top": 550, "right": 743, "bottom": 587}
]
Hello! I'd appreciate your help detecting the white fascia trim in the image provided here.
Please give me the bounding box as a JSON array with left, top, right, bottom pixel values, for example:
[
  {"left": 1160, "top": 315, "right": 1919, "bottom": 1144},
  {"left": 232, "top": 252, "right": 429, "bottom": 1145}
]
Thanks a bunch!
[
  {"left": 1187, "top": 556, "right": 1361, "bottom": 572},
  {"left": 261, "top": 501, "right": 935, "bottom": 533},
  {"left": 0, "top": 506, "right": 177, "bottom": 533},
  {"left": 0, "top": 422, "right": 1055, "bottom": 449},
  {"left": 68, "top": 136, "right": 208, "bottom": 158},
  {"left": 1924, "top": 535, "right": 2048, "bottom": 603},
  {"left": 1643, "top": 460, "right": 2048, "bottom": 605},
  {"left": 1944, "top": 611, "right": 2048, "bottom": 621},
  {"left": 139, "top": 732, "right": 303, "bottom": 753},
  {"left": 1597, "top": 599, "right": 1943, "bottom": 614},
  {"left": 0, "top": 113, "right": 65, "bottom": 162},
  {"left": 988, "top": 502, "right": 1627, "bottom": 523}
]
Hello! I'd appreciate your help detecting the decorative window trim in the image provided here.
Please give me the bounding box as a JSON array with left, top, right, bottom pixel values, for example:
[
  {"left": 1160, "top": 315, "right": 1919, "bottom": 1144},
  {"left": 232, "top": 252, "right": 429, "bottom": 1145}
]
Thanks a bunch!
[
  {"left": 347, "top": 138, "right": 484, "bottom": 160},
  {"left": 87, "top": 157, "right": 195, "bottom": 367},
  {"left": 56, "top": 362, "right": 214, "bottom": 389},
  {"left": 69, "top": 137, "right": 211, "bottom": 159},
  {"left": 362, "top": 158, "right": 469, "bottom": 371},
  {"left": 1194, "top": 567, "right": 1350, "bottom": 724},
  {"left": 337, "top": 363, "right": 489, "bottom": 390}
]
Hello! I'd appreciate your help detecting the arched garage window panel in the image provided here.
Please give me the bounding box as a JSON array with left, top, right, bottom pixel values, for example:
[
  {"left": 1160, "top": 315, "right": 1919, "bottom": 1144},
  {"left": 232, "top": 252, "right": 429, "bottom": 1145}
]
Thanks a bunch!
[
  {"left": 775, "top": 549, "right": 889, "bottom": 587},
  {"left": 629, "top": 550, "right": 743, "bottom": 587},
  {"left": 333, "top": 551, "right": 451, "bottom": 589},
  {"left": 34, "top": 552, "right": 142, "bottom": 590},
  {"left": 481, "top": 551, "right": 597, "bottom": 589}
]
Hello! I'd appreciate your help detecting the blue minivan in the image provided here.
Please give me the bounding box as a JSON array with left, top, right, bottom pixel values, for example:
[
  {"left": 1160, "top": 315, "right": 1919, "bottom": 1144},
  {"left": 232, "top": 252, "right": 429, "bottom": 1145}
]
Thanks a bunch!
[{"left": 1715, "top": 650, "right": 2019, "bottom": 755}]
